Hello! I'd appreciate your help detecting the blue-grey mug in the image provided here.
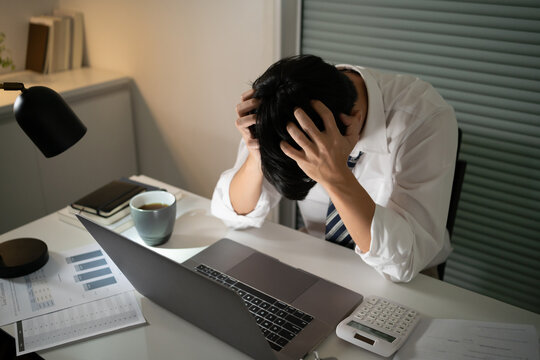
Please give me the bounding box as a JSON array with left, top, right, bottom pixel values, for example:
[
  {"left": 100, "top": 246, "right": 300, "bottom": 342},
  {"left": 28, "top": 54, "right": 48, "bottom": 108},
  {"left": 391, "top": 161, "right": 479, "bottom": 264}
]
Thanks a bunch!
[{"left": 129, "top": 191, "right": 176, "bottom": 246}]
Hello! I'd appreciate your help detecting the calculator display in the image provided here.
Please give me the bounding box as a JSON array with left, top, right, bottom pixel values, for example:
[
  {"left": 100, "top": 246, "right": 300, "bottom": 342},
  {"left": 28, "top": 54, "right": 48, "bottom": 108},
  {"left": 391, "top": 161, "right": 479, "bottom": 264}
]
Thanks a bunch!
[{"left": 347, "top": 320, "right": 396, "bottom": 343}]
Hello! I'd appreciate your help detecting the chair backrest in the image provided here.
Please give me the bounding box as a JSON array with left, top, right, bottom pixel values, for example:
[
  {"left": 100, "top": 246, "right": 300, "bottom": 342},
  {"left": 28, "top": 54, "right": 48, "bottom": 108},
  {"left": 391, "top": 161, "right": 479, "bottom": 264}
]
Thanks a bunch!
[
  {"left": 446, "top": 159, "right": 467, "bottom": 237},
  {"left": 438, "top": 128, "right": 466, "bottom": 280}
]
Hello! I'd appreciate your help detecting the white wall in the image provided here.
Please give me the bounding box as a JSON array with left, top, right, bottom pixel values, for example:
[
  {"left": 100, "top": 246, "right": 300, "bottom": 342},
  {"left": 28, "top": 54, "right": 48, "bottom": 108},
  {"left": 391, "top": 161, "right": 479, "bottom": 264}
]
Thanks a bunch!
[
  {"left": 2, "top": 0, "right": 278, "bottom": 199},
  {"left": 61, "top": 0, "right": 278, "bottom": 197}
]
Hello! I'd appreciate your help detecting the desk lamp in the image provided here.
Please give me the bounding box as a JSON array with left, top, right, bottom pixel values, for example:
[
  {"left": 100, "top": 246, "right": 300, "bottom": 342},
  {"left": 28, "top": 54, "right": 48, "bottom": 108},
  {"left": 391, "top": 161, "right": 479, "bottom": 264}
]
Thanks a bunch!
[{"left": 0, "top": 81, "right": 87, "bottom": 278}]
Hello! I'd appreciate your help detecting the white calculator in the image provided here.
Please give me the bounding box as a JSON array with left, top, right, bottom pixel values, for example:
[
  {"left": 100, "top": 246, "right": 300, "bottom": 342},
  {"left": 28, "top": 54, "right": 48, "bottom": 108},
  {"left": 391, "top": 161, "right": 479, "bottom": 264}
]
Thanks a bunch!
[{"left": 336, "top": 295, "right": 420, "bottom": 357}]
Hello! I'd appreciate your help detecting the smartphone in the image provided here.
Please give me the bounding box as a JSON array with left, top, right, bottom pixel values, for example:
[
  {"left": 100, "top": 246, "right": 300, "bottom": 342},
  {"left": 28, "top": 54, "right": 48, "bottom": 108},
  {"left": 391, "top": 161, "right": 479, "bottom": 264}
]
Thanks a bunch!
[{"left": 0, "top": 328, "right": 45, "bottom": 360}]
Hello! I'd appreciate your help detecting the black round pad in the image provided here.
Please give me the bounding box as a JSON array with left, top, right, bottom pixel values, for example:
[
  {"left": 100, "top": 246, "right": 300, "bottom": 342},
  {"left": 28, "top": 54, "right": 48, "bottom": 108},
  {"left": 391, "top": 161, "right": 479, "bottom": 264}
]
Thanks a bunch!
[{"left": 0, "top": 238, "right": 49, "bottom": 278}]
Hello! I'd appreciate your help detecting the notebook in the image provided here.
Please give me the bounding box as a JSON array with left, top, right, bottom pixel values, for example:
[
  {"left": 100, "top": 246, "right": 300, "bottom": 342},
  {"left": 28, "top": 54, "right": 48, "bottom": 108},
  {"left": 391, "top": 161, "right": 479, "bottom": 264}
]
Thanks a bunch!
[{"left": 77, "top": 215, "right": 363, "bottom": 360}]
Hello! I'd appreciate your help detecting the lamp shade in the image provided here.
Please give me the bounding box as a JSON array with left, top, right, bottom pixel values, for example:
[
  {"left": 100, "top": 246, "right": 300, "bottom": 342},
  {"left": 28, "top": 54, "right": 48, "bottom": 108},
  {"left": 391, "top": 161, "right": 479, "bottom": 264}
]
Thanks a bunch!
[{"left": 14, "top": 86, "right": 87, "bottom": 158}]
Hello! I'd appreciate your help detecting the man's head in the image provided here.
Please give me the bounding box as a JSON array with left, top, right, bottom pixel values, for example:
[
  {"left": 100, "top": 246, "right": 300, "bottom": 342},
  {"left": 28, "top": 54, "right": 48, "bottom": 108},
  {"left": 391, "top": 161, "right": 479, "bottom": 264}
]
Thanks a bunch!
[{"left": 251, "top": 55, "right": 357, "bottom": 200}]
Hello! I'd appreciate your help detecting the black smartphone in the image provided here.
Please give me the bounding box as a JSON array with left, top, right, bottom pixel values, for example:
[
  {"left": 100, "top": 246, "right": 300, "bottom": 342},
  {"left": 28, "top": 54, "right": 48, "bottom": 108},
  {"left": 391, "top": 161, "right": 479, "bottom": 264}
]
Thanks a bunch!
[{"left": 0, "top": 328, "right": 45, "bottom": 360}]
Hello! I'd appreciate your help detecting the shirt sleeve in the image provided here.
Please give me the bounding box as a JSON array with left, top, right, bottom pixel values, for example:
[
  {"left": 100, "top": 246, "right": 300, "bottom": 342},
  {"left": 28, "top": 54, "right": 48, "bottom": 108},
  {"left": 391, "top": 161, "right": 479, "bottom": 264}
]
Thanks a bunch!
[
  {"left": 357, "top": 107, "right": 458, "bottom": 282},
  {"left": 210, "top": 140, "right": 282, "bottom": 229}
]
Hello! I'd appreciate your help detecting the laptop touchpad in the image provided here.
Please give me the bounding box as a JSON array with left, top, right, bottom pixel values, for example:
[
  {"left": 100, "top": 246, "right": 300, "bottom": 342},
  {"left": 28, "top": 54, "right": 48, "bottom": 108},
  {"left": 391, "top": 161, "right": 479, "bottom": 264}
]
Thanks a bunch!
[{"left": 227, "top": 253, "right": 318, "bottom": 304}]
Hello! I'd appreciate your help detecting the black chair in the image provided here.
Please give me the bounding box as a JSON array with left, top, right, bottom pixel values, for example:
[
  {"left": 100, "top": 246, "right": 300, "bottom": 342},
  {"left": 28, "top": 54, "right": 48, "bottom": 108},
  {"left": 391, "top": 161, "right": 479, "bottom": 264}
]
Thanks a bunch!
[{"left": 438, "top": 128, "right": 467, "bottom": 280}]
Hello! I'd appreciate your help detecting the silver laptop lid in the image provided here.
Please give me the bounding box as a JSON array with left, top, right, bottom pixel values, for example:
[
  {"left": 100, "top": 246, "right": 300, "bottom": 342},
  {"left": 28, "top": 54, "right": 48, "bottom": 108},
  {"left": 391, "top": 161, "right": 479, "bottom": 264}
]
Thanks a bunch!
[{"left": 76, "top": 215, "right": 276, "bottom": 360}]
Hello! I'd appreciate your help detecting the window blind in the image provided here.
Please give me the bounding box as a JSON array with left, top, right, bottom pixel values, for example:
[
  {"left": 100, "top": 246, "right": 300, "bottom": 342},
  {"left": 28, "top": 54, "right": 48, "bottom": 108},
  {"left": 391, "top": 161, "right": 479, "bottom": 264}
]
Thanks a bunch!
[{"left": 301, "top": 0, "right": 540, "bottom": 313}]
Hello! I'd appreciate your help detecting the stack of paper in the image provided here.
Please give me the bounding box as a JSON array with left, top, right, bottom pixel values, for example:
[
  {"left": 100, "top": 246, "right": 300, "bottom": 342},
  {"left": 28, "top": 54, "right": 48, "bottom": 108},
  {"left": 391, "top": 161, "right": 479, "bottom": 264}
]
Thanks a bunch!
[
  {"left": 394, "top": 318, "right": 539, "bottom": 360},
  {"left": 0, "top": 244, "right": 147, "bottom": 355}
]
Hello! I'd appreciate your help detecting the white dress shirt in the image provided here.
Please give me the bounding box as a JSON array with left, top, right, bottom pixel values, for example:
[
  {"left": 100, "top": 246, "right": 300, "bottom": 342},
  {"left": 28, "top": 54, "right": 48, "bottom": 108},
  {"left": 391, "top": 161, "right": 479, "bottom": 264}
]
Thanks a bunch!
[{"left": 211, "top": 65, "right": 457, "bottom": 282}]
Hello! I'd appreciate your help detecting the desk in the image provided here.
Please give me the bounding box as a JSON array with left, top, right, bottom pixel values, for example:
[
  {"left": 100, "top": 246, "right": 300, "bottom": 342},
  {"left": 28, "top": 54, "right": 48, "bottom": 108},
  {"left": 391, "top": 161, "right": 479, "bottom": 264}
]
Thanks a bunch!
[{"left": 1, "top": 177, "right": 539, "bottom": 359}]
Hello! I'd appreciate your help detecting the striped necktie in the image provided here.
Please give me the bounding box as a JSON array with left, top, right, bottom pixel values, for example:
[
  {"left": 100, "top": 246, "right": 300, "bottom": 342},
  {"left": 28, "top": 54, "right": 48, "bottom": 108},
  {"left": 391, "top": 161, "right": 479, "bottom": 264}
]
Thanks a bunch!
[{"left": 325, "top": 152, "right": 363, "bottom": 249}]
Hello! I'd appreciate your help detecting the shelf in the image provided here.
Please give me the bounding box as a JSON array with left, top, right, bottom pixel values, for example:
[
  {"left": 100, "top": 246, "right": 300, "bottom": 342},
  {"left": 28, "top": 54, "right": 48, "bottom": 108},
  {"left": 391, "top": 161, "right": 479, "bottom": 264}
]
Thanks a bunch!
[{"left": 0, "top": 68, "right": 130, "bottom": 114}]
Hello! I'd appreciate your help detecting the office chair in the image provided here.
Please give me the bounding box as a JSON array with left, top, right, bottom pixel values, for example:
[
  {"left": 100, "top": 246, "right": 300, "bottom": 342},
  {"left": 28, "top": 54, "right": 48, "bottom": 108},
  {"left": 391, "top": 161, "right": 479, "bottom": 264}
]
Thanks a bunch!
[{"left": 438, "top": 128, "right": 467, "bottom": 280}]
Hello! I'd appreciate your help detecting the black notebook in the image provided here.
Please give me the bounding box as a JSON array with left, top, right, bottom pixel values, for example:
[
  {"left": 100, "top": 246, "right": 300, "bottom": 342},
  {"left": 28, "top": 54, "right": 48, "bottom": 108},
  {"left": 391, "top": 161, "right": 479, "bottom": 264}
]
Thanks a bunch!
[{"left": 71, "top": 180, "right": 146, "bottom": 217}]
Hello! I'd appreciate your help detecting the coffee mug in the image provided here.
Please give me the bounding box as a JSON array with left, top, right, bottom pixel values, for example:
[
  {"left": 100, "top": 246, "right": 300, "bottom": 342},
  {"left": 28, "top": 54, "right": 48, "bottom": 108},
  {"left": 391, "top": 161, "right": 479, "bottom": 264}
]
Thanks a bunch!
[{"left": 129, "top": 191, "right": 176, "bottom": 246}]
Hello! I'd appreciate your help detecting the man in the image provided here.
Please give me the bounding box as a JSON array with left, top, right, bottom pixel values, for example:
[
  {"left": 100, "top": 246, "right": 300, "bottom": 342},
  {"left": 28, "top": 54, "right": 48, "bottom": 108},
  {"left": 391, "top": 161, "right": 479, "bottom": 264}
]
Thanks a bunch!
[{"left": 211, "top": 55, "right": 457, "bottom": 282}]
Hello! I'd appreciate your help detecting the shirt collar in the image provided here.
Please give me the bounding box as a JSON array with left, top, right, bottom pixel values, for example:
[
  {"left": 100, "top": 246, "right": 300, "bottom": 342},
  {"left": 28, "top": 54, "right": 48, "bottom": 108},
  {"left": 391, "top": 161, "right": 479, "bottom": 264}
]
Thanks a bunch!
[{"left": 337, "top": 64, "right": 389, "bottom": 155}]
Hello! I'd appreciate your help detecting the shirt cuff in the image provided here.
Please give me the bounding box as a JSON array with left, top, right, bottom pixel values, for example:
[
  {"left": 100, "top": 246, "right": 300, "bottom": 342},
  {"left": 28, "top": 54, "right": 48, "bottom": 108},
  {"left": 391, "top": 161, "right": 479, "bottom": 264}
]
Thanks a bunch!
[{"left": 355, "top": 204, "right": 415, "bottom": 282}]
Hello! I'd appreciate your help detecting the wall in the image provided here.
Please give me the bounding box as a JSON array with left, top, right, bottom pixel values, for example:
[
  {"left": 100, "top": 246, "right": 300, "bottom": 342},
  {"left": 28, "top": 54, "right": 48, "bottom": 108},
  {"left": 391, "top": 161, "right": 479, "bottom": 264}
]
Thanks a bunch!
[
  {"left": 1, "top": 0, "right": 278, "bottom": 199},
  {"left": 0, "top": 0, "right": 59, "bottom": 74}
]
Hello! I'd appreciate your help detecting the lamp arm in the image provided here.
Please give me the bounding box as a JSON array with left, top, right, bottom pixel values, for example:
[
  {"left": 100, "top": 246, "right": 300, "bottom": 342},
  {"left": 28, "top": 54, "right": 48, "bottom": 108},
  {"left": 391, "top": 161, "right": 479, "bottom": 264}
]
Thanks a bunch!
[{"left": 0, "top": 82, "right": 25, "bottom": 91}]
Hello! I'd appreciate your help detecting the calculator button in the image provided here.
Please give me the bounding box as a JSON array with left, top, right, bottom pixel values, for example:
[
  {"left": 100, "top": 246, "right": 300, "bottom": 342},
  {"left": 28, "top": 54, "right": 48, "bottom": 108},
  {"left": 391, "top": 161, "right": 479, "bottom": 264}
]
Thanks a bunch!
[{"left": 367, "top": 297, "right": 378, "bottom": 305}]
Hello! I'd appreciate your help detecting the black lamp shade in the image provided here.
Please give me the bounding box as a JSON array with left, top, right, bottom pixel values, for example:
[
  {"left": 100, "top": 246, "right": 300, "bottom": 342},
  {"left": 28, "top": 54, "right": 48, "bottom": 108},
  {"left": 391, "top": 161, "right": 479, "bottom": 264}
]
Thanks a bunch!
[{"left": 14, "top": 86, "right": 87, "bottom": 158}]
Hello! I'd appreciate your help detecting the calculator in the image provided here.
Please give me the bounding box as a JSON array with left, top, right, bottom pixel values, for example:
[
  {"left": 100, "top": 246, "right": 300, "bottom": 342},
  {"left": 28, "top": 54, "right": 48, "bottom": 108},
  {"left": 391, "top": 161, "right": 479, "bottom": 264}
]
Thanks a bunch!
[{"left": 336, "top": 295, "right": 420, "bottom": 357}]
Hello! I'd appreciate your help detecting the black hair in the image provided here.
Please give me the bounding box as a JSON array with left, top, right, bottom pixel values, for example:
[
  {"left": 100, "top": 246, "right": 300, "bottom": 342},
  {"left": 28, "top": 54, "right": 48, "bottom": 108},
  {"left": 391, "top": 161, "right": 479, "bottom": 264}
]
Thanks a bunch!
[{"left": 251, "top": 55, "right": 357, "bottom": 200}]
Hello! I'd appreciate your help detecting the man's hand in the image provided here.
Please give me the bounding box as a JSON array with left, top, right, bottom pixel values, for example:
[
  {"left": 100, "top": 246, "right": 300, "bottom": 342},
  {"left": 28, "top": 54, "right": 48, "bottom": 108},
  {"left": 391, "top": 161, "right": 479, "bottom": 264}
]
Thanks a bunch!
[
  {"left": 280, "top": 100, "right": 363, "bottom": 186},
  {"left": 235, "top": 88, "right": 261, "bottom": 163},
  {"left": 230, "top": 89, "right": 264, "bottom": 215},
  {"left": 281, "top": 100, "right": 374, "bottom": 252}
]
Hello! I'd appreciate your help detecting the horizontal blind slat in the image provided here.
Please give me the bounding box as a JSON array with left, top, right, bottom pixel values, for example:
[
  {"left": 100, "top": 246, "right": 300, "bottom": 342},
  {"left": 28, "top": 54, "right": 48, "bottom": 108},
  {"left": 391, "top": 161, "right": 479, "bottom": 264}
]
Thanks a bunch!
[
  {"left": 462, "top": 184, "right": 540, "bottom": 211},
  {"left": 447, "top": 253, "right": 540, "bottom": 292},
  {"left": 463, "top": 174, "right": 540, "bottom": 206},
  {"left": 306, "top": 2, "right": 540, "bottom": 32},
  {"left": 301, "top": 44, "right": 540, "bottom": 91},
  {"left": 303, "top": 38, "right": 540, "bottom": 81},
  {"left": 302, "top": 28, "right": 540, "bottom": 69},
  {"left": 462, "top": 191, "right": 540, "bottom": 221},
  {"left": 443, "top": 270, "right": 537, "bottom": 312},
  {"left": 303, "top": 19, "right": 540, "bottom": 56},
  {"left": 458, "top": 122, "right": 539, "bottom": 147},
  {"left": 460, "top": 144, "right": 540, "bottom": 169},
  {"left": 308, "top": 0, "right": 540, "bottom": 20},
  {"left": 465, "top": 134, "right": 540, "bottom": 158},
  {"left": 460, "top": 155, "right": 540, "bottom": 180},
  {"left": 455, "top": 216, "right": 540, "bottom": 254},
  {"left": 446, "top": 255, "right": 540, "bottom": 297},
  {"left": 460, "top": 202, "right": 540, "bottom": 232}
]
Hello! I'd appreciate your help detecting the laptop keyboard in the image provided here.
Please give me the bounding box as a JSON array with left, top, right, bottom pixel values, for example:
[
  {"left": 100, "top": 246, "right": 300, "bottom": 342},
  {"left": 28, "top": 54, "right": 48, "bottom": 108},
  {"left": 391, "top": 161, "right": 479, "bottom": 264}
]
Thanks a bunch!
[{"left": 195, "top": 264, "right": 314, "bottom": 352}]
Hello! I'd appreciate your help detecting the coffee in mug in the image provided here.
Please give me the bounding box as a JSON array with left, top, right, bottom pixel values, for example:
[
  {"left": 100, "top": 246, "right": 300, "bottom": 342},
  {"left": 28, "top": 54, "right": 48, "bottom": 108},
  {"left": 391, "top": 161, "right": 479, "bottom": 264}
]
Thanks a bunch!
[{"left": 139, "top": 203, "right": 168, "bottom": 210}]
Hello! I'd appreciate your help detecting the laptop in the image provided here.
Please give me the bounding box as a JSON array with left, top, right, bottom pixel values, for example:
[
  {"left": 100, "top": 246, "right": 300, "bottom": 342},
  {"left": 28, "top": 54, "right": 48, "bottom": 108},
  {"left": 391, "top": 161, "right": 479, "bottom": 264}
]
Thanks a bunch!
[{"left": 77, "top": 215, "right": 363, "bottom": 360}]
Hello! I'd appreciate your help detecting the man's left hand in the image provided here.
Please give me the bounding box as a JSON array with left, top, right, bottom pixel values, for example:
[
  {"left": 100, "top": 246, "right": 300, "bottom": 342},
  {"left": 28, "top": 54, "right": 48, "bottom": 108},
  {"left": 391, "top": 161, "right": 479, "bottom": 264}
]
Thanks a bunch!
[{"left": 280, "top": 100, "right": 363, "bottom": 186}]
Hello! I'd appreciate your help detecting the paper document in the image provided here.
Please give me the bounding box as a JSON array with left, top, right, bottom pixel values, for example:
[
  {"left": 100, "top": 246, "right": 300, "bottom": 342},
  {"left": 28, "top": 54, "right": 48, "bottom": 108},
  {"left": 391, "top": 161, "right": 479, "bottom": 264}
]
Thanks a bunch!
[
  {"left": 0, "top": 244, "right": 134, "bottom": 326},
  {"left": 15, "top": 291, "right": 146, "bottom": 355},
  {"left": 394, "top": 318, "right": 539, "bottom": 360}
]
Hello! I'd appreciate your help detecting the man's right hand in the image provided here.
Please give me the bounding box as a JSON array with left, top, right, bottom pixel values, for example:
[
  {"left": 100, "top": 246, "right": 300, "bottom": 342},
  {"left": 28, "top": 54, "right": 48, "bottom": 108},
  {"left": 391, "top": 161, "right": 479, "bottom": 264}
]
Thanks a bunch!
[
  {"left": 230, "top": 89, "right": 264, "bottom": 215},
  {"left": 235, "top": 88, "right": 261, "bottom": 161}
]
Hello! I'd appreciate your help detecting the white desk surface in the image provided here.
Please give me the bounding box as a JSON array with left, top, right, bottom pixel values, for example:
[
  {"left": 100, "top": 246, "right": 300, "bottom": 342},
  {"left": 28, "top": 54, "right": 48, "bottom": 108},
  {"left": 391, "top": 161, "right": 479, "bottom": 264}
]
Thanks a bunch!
[{"left": 1, "top": 177, "right": 539, "bottom": 359}]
